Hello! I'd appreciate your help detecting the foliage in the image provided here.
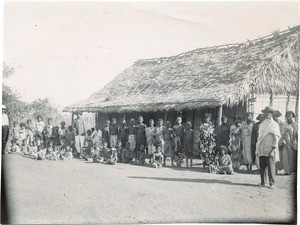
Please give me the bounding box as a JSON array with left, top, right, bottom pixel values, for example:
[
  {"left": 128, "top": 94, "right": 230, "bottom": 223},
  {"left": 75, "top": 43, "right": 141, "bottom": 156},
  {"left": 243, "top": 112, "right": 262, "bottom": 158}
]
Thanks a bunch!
[{"left": 2, "top": 64, "right": 71, "bottom": 127}]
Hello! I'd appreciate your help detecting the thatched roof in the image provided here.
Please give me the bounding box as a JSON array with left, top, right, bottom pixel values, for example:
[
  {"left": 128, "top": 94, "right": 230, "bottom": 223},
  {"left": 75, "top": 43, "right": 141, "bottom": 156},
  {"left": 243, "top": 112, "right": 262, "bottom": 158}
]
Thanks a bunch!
[{"left": 64, "top": 26, "right": 299, "bottom": 113}]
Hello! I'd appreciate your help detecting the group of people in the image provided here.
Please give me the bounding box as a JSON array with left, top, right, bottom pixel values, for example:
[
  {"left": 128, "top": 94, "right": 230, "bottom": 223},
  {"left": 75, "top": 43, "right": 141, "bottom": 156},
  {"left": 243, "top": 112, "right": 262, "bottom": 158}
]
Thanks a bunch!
[{"left": 2, "top": 105, "right": 298, "bottom": 182}]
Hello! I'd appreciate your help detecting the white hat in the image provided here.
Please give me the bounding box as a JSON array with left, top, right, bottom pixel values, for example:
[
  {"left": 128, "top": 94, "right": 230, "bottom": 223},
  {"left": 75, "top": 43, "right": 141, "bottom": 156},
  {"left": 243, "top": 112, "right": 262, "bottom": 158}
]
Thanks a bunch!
[{"left": 2, "top": 105, "right": 6, "bottom": 109}]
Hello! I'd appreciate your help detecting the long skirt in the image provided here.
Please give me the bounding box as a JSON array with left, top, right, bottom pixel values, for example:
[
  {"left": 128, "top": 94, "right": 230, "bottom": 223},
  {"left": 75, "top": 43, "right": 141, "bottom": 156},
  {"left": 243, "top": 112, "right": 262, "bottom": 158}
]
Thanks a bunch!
[
  {"left": 281, "top": 144, "right": 296, "bottom": 174},
  {"left": 110, "top": 135, "right": 118, "bottom": 148},
  {"left": 163, "top": 141, "right": 174, "bottom": 158}
]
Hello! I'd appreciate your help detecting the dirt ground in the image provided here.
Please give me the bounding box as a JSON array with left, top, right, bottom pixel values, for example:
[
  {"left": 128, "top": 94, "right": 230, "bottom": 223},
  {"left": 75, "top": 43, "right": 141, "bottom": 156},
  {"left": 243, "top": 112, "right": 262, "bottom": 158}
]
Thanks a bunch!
[{"left": 1, "top": 154, "right": 297, "bottom": 224}]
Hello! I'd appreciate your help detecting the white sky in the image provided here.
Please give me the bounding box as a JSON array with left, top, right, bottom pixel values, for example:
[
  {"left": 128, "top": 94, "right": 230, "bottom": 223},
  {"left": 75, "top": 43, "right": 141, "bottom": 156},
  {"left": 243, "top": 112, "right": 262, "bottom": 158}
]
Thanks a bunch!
[{"left": 3, "top": 1, "right": 299, "bottom": 107}]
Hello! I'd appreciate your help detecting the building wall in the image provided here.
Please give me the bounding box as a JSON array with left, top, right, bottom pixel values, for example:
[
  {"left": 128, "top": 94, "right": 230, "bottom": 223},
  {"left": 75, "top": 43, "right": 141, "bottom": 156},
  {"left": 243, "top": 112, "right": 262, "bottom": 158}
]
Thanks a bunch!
[{"left": 253, "top": 94, "right": 298, "bottom": 121}]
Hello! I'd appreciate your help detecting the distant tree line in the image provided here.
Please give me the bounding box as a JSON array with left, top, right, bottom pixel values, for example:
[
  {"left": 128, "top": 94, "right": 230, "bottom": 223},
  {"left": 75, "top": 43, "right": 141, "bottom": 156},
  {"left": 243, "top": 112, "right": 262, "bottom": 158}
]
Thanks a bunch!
[{"left": 2, "top": 63, "right": 70, "bottom": 126}]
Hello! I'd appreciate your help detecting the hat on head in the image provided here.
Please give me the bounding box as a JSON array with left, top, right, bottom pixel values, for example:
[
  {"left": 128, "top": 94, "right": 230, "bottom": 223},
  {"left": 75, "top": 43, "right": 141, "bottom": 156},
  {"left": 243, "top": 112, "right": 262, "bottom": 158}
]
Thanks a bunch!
[
  {"left": 2, "top": 105, "right": 6, "bottom": 109},
  {"left": 273, "top": 110, "right": 282, "bottom": 118},
  {"left": 76, "top": 111, "right": 83, "bottom": 115},
  {"left": 261, "top": 106, "right": 274, "bottom": 114}
]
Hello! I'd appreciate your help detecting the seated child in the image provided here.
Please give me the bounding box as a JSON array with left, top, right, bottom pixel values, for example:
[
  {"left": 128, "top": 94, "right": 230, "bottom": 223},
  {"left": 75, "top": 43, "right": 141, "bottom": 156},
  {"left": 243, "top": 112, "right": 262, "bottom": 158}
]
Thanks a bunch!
[
  {"left": 209, "top": 145, "right": 234, "bottom": 175},
  {"left": 121, "top": 142, "right": 131, "bottom": 163},
  {"left": 28, "top": 140, "right": 38, "bottom": 157},
  {"left": 107, "top": 148, "right": 117, "bottom": 165},
  {"left": 135, "top": 145, "right": 145, "bottom": 165},
  {"left": 45, "top": 140, "right": 55, "bottom": 160},
  {"left": 35, "top": 145, "right": 45, "bottom": 160},
  {"left": 57, "top": 145, "right": 66, "bottom": 160},
  {"left": 152, "top": 145, "right": 163, "bottom": 168},
  {"left": 9, "top": 140, "right": 20, "bottom": 154},
  {"left": 100, "top": 142, "right": 110, "bottom": 160},
  {"left": 20, "top": 139, "right": 28, "bottom": 155},
  {"left": 116, "top": 141, "right": 123, "bottom": 163},
  {"left": 91, "top": 144, "right": 101, "bottom": 163},
  {"left": 64, "top": 146, "right": 73, "bottom": 159},
  {"left": 82, "top": 140, "right": 93, "bottom": 160}
]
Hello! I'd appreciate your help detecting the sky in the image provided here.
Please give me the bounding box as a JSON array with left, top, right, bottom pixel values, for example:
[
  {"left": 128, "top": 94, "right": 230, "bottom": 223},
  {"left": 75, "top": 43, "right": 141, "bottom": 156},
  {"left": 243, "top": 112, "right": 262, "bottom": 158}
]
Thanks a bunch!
[{"left": 3, "top": 1, "right": 299, "bottom": 107}]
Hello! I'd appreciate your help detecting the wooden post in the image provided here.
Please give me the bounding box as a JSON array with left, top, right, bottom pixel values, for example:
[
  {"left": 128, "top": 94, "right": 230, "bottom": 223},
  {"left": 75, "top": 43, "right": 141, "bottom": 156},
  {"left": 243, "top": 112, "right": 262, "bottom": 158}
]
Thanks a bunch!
[
  {"left": 217, "top": 105, "right": 223, "bottom": 127},
  {"left": 269, "top": 90, "right": 274, "bottom": 107},
  {"left": 286, "top": 92, "right": 290, "bottom": 112},
  {"left": 164, "top": 111, "right": 168, "bottom": 122}
]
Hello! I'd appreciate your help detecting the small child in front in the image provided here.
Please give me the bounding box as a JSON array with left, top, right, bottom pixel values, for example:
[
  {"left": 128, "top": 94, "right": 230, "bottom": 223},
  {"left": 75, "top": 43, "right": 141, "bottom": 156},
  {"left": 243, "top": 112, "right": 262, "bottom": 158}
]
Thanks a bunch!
[
  {"left": 183, "top": 121, "right": 194, "bottom": 168},
  {"left": 209, "top": 145, "right": 234, "bottom": 175},
  {"left": 152, "top": 144, "right": 163, "bottom": 168},
  {"left": 9, "top": 140, "right": 20, "bottom": 154}
]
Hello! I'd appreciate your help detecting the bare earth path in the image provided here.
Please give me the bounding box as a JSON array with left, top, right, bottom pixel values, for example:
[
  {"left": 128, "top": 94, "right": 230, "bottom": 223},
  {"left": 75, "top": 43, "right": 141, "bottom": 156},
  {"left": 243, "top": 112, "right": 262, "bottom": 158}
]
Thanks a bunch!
[{"left": 2, "top": 154, "right": 296, "bottom": 224}]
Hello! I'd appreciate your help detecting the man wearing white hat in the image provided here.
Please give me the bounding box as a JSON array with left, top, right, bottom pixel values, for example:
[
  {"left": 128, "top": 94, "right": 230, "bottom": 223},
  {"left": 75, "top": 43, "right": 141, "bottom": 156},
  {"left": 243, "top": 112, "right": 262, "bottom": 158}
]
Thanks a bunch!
[
  {"left": 256, "top": 106, "right": 281, "bottom": 189},
  {"left": 2, "top": 105, "right": 9, "bottom": 153}
]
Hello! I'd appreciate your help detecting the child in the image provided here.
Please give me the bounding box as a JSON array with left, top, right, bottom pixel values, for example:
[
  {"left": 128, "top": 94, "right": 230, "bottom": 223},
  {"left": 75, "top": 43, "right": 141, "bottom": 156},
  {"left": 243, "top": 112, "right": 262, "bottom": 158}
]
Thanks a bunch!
[
  {"left": 152, "top": 144, "right": 163, "bottom": 168},
  {"left": 35, "top": 115, "right": 45, "bottom": 141},
  {"left": 27, "top": 140, "right": 38, "bottom": 157},
  {"left": 173, "top": 116, "right": 185, "bottom": 167},
  {"left": 163, "top": 121, "right": 174, "bottom": 166},
  {"left": 116, "top": 141, "right": 123, "bottom": 162},
  {"left": 65, "top": 145, "right": 73, "bottom": 159},
  {"left": 51, "top": 126, "right": 60, "bottom": 146},
  {"left": 127, "top": 118, "right": 136, "bottom": 156},
  {"left": 82, "top": 140, "right": 92, "bottom": 160},
  {"left": 20, "top": 139, "right": 28, "bottom": 155},
  {"left": 91, "top": 126, "right": 102, "bottom": 147},
  {"left": 107, "top": 148, "right": 117, "bottom": 165},
  {"left": 135, "top": 144, "right": 145, "bottom": 165},
  {"left": 146, "top": 119, "right": 156, "bottom": 163},
  {"left": 19, "top": 123, "right": 28, "bottom": 145},
  {"left": 9, "top": 140, "right": 20, "bottom": 154},
  {"left": 109, "top": 118, "right": 118, "bottom": 148},
  {"left": 85, "top": 129, "right": 93, "bottom": 142},
  {"left": 43, "top": 118, "right": 53, "bottom": 148},
  {"left": 26, "top": 119, "right": 35, "bottom": 146},
  {"left": 66, "top": 126, "right": 76, "bottom": 155},
  {"left": 101, "top": 142, "right": 110, "bottom": 160},
  {"left": 102, "top": 120, "right": 110, "bottom": 148},
  {"left": 12, "top": 121, "right": 20, "bottom": 142},
  {"left": 45, "top": 140, "right": 54, "bottom": 160},
  {"left": 91, "top": 143, "right": 101, "bottom": 163},
  {"left": 35, "top": 145, "right": 45, "bottom": 160},
  {"left": 121, "top": 142, "right": 132, "bottom": 163},
  {"left": 118, "top": 118, "right": 128, "bottom": 148},
  {"left": 58, "top": 122, "right": 67, "bottom": 142},
  {"left": 209, "top": 146, "right": 234, "bottom": 175},
  {"left": 183, "top": 121, "right": 194, "bottom": 168}
]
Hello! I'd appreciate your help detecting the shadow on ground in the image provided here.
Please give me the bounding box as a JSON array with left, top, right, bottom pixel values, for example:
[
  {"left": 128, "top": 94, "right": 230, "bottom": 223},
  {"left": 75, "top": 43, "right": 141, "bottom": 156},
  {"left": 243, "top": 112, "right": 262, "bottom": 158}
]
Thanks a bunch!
[{"left": 128, "top": 176, "right": 258, "bottom": 187}]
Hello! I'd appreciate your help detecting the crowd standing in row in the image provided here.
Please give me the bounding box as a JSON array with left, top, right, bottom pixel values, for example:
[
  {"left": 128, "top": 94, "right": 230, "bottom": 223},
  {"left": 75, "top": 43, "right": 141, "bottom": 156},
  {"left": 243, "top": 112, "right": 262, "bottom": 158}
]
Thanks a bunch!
[{"left": 3, "top": 106, "right": 298, "bottom": 185}]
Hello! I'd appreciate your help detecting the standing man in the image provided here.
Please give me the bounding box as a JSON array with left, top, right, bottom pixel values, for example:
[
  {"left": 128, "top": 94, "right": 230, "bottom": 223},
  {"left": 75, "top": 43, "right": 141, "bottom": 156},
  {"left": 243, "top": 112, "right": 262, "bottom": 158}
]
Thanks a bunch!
[
  {"left": 74, "top": 111, "right": 86, "bottom": 158},
  {"left": 2, "top": 105, "right": 9, "bottom": 154},
  {"left": 256, "top": 106, "right": 281, "bottom": 189}
]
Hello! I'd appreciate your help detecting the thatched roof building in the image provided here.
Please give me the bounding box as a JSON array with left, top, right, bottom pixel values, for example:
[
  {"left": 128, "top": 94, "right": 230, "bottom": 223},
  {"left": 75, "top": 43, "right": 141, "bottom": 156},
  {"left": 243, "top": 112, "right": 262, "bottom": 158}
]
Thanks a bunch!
[{"left": 64, "top": 26, "right": 299, "bottom": 114}]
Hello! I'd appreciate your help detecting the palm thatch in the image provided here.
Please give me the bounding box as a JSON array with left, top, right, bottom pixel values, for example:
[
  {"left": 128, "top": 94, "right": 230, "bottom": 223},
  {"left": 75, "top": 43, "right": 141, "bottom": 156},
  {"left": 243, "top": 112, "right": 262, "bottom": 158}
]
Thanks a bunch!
[{"left": 64, "top": 26, "right": 299, "bottom": 113}]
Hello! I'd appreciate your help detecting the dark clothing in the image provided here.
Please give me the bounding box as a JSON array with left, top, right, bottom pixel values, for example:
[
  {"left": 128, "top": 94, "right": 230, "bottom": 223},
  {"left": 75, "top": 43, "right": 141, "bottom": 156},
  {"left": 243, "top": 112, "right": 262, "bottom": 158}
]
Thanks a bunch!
[
  {"left": 102, "top": 126, "right": 110, "bottom": 146},
  {"left": 251, "top": 122, "right": 262, "bottom": 163},
  {"left": 135, "top": 123, "right": 147, "bottom": 150},
  {"left": 2, "top": 125, "right": 9, "bottom": 153},
  {"left": 109, "top": 124, "right": 119, "bottom": 135},
  {"left": 184, "top": 129, "right": 194, "bottom": 158},
  {"left": 259, "top": 155, "right": 275, "bottom": 185},
  {"left": 217, "top": 124, "right": 230, "bottom": 147},
  {"left": 118, "top": 125, "right": 128, "bottom": 148}
]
